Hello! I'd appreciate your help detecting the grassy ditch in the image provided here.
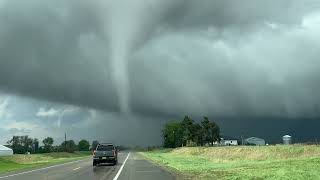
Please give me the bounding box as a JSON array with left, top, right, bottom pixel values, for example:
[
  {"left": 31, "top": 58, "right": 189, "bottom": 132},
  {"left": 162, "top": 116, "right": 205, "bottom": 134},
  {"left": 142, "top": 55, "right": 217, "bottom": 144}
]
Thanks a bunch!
[
  {"left": 0, "top": 151, "right": 91, "bottom": 174},
  {"left": 141, "top": 145, "right": 320, "bottom": 180}
]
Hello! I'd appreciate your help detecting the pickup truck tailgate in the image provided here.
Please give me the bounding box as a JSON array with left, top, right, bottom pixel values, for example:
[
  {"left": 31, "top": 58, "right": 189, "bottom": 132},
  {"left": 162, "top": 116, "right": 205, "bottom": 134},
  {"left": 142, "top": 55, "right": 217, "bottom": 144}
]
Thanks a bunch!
[{"left": 95, "top": 150, "right": 114, "bottom": 157}]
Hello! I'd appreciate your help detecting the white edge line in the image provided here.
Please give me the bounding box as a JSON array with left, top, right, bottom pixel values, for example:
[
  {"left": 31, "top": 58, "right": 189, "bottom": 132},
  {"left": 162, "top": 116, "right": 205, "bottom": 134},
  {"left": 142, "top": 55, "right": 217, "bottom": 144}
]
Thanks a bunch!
[
  {"left": 113, "top": 152, "right": 130, "bottom": 180},
  {"left": 73, "top": 167, "right": 81, "bottom": 171},
  {"left": 0, "top": 159, "right": 87, "bottom": 179}
]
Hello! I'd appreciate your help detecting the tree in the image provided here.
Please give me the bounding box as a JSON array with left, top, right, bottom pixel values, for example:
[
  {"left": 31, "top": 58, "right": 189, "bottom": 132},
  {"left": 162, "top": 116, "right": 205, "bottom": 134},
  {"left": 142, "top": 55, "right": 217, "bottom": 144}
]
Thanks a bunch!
[
  {"left": 43, "top": 137, "right": 54, "bottom": 153},
  {"left": 22, "top": 136, "right": 33, "bottom": 153},
  {"left": 7, "top": 136, "right": 22, "bottom": 154},
  {"left": 209, "top": 120, "right": 220, "bottom": 144},
  {"left": 68, "top": 140, "right": 77, "bottom": 152},
  {"left": 7, "top": 136, "right": 33, "bottom": 154},
  {"left": 201, "top": 117, "right": 220, "bottom": 146},
  {"left": 192, "top": 123, "right": 204, "bottom": 146},
  {"left": 163, "top": 122, "right": 183, "bottom": 148},
  {"left": 181, "top": 116, "right": 194, "bottom": 146},
  {"left": 91, "top": 140, "right": 99, "bottom": 151},
  {"left": 61, "top": 140, "right": 77, "bottom": 153},
  {"left": 161, "top": 116, "right": 221, "bottom": 148},
  {"left": 78, "top": 139, "right": 90, "bottom": 151},
  {"left": 201, "top": 117, "right": 212, "bottom": 145}
]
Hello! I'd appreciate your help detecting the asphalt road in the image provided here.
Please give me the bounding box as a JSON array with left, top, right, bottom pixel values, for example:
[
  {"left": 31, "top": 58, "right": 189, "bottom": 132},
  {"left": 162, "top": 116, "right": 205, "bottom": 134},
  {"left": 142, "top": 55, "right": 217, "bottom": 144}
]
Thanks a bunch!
[{"left": 0, "top": 152, "right": 175, "bottom": 180}]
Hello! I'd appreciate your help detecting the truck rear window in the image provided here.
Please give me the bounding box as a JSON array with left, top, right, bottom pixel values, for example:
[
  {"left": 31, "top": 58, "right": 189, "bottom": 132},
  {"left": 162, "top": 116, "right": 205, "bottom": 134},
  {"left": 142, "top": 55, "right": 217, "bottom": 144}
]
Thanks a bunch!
[{"left": 97, "top": 145, "right": 114, "bottom": 151}]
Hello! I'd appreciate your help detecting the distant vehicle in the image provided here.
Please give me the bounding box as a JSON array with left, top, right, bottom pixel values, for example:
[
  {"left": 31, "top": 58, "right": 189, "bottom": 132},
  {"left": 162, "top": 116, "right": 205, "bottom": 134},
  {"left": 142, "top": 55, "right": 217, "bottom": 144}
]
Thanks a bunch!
[{"left": 93, "top": 143, "right": 118, "bottom": 166}]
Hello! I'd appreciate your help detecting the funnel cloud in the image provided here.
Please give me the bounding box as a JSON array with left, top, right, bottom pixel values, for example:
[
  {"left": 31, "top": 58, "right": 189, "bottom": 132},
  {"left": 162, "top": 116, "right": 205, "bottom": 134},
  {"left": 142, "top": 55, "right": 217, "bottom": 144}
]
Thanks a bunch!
[{"left": 0, "top": 0, "right": 320, "bottom": 121}]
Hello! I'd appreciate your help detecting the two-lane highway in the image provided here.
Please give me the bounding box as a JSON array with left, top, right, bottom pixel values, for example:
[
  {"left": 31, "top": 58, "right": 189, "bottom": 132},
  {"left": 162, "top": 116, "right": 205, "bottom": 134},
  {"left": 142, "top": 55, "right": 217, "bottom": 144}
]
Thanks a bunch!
[{"left": 0, "top": 152, "right": 175, "bottom": 180}]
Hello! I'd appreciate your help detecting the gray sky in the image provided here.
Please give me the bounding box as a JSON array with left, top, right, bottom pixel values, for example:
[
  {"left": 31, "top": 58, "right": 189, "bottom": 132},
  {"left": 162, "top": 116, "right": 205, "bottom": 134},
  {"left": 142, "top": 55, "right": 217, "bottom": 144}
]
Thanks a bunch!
[{"left": 0, "top": 0, "right": 320, "bottom": 145}]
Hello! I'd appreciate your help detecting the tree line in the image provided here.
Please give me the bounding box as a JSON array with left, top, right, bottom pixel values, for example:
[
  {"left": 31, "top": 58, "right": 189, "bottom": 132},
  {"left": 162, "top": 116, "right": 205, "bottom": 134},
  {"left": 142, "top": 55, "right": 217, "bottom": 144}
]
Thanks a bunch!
[
  {"left": 6, "top": 136, "right": 100, "bottom": 154},
  {"left": 163, "top": 116, "right": 220, "bottom": 148}
]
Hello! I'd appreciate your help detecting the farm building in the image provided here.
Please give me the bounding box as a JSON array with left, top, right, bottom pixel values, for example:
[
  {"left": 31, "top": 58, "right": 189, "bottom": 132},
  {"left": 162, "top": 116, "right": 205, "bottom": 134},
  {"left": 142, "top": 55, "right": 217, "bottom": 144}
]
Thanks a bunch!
[
  {"left": 283, "top": 135, "right": 292, "bottom": 145},
  {"left": 0, "top": 145, "right": 13, "bottom": 156},
  {"left": 245, "top": 137, "right": 266, "bottom": 146},
  {"left": 220, "top": 136, "right": 239, "bottom": 146}
]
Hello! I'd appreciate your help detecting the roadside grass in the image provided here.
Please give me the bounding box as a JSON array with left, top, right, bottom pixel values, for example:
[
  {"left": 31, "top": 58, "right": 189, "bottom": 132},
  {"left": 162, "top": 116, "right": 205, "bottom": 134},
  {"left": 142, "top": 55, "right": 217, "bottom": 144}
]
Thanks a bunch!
[
  {"left": 141, "top": 145, "right": 320, "bottom": 180},
  {"left": 0, "top": 151, "right": 91, "bottom": 174}
]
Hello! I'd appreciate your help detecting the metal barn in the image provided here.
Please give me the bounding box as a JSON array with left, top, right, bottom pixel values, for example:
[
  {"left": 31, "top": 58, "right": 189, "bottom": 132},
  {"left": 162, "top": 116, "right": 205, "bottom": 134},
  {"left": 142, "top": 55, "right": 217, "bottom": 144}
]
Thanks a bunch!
[
  {"left": 0, "top": 145, "right": 13, "bottom": 156},
  {"left": 245, "top": 137, "right": 266, "bottom": 146}
]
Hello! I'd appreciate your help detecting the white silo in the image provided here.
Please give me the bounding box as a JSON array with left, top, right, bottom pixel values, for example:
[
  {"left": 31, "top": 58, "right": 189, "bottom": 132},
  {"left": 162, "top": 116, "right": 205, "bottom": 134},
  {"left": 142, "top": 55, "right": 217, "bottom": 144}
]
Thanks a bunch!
[{"left": 283, "top": 135, "right": 292, "bottom": 145}]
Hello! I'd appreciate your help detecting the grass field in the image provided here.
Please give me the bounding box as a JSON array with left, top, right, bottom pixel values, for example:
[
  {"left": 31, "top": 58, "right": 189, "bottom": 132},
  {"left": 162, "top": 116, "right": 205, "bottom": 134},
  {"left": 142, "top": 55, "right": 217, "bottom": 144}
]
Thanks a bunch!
[
  {"left": 141, "top": 145, "right": 320, "bottom": 180},
  {"left": 0, "top": 152, "right": 91, "bottom": 174}
]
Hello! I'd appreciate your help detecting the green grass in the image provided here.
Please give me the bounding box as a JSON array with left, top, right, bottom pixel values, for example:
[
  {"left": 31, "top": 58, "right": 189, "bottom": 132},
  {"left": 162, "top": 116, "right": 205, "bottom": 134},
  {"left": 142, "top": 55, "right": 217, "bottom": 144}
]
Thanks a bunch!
[
  {"left": 0, "top": 151, "right": 91, "bottom": 174},
  {"left": 141, "top": 145, "right": 320, "bottom": 180}
]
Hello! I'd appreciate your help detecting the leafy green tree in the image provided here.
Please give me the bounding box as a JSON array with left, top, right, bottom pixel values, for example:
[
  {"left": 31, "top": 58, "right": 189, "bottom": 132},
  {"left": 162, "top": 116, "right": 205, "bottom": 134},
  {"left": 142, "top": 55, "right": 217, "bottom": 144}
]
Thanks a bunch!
[
  {"left": 181, "top": 116, "right": 194, "bottom": 146},
  {"left": 22, "top": 136, "right": 33, "bottom": 153},
  {"left": 91, "top": 140, "right": 99, "bottom": 150},
  {"left": 78, "top": 139, "right": 90, "bottom": 151},
  {"left": 7, "top": 136, "right": 22, "bottom": 154},
  {"left": 163, "top": 122, "right": 183, "bottom": 148},
  {"left": 201, "top": 117, "right": 212, "bottom": 145},
  {"left": 43, "top": 137, "right": 54, "bottom": 153},
  {"left": 7, "top": 136, "right": 34, "bottom": 154},
  {"left": 192, "top": 123, "right": 204, "bottom": 146},
  {"left": 61, "top": 140, "right": 77, "bottom": 153},
  {"left": 201, "top": 117, "right": 220, "bottom": 146},
  {"left": 209, "top": 120, "right": 220, "bottom": 144},
  {"left": 162, "top": 116, "right": 221, "bottom": 148}
]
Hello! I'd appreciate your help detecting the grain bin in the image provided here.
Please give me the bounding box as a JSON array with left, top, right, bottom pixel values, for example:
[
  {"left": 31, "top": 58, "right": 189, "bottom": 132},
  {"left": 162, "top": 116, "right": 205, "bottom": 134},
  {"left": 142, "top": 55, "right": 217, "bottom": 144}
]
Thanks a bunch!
[{"left": 283, "top": 135, "right": 292, "bottom": 145}]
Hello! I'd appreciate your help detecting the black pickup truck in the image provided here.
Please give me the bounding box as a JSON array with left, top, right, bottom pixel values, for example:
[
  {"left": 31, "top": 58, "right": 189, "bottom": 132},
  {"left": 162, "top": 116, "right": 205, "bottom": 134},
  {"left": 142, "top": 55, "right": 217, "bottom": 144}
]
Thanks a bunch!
[{"left": 93, "top": 143, "right": 118, "bottom": 166}]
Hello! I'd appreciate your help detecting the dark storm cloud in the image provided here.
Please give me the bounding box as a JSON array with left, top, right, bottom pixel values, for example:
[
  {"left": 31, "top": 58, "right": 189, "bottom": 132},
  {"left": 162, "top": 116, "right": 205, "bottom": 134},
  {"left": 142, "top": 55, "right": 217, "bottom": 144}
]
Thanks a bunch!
[
  {"left": 0, "top": 0, "right": 320, "bottom": 118},
  {"left": 0, "top": 0, "right": 119, "bottom": 111},
  {"left": 0, "top": 93, "right": 169, "bottom": 146},
  {"left": 162, "top": 0, "right": 316, "bottom": 29},
  {"left": 131, "top": 28, "right": 320, "bottom": 118}
]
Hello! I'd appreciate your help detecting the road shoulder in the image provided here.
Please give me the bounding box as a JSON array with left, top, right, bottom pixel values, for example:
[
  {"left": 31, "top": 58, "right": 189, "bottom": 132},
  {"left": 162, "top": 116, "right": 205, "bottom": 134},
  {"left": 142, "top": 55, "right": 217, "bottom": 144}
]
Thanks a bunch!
[
  {"left": 139, "top": 152, "right": 193, "bottom": 180},
  {"left": 117, "top": 152, "right": 176, "bottom": 180}
]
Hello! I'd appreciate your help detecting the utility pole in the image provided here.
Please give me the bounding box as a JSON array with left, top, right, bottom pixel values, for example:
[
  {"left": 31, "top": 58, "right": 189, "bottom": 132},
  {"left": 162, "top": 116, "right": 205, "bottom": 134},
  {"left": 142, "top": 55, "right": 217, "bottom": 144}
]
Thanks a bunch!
[
  {"left": 65, "top": 132, "right": 67, "bottom": 152},
  {"left": 241, "top": 135, "right": 244, "bottom": 146}
]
